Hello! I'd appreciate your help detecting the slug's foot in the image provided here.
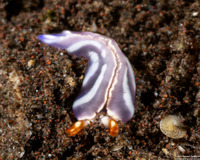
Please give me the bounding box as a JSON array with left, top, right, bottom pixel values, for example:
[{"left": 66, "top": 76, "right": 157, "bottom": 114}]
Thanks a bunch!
[
  {"left": 66, "top": 120, "right": 89, "bottom": 136},
  {"left": 101, "top": 116, "right": 119, "bottom": 137}
]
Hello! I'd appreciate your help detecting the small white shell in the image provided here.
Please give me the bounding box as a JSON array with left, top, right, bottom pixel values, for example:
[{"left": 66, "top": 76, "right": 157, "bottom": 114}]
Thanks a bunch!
[{"left": 160, "top": 115, "right": 186, "bottom": 139}]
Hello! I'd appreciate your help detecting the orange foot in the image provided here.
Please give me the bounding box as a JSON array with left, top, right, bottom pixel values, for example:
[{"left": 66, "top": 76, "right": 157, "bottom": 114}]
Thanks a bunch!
[
  {"left": 66, "top": 120, "right": 89, "bottom": 136},
  {"left": 108, "top": 118, "right": 119, "bottom": 137}
]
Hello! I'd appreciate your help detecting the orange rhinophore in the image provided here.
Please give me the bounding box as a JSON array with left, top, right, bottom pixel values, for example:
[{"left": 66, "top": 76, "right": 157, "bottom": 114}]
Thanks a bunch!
[
  {"left": 66, "top": 120, "right": 88, "bottom": 136},
  {"left": 109, "top": 119, "right": 119, "bottom": 137},
  {"left": 101, "top": 116, "right": 119, "bottom": 137}
]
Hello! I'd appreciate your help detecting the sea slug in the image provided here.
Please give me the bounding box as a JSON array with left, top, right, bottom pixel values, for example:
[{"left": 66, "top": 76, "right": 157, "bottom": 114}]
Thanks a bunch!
[{"left": 38, "top": 31, "right": 136, "bottom": 136}]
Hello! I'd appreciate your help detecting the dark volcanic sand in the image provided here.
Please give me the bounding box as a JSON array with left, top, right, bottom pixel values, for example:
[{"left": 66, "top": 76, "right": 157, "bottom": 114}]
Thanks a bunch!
[{"left": 0, "top": 0, "right": 200, "bottom": 159}]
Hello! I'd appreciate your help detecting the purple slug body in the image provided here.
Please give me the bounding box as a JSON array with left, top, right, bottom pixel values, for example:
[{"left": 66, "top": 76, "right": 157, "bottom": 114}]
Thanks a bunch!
[{"left": 38, "top": 31, "right": 136, "bottom": 123}]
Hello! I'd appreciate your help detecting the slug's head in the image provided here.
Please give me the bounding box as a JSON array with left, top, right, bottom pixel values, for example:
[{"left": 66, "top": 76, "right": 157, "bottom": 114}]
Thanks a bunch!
[{"left": 66, "top": 116, "right": 119, "bottom": 137}]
